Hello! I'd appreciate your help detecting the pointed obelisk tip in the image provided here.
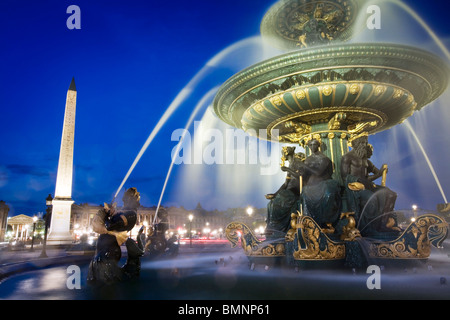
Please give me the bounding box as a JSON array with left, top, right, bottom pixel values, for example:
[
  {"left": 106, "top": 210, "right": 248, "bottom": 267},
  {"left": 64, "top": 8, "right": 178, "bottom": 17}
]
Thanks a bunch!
[{"left": 68, "top": 77, "right": 76, "bottom": 91}]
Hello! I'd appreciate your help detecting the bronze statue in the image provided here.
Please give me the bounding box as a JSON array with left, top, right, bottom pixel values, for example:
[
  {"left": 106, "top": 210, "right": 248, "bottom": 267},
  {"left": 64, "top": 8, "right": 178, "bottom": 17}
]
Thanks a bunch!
[
  {"left": 366, "top": 144, "right": 399, "bottom": 231},
  {"left": 283, "top": 139, "right": 341, "bottom": 229},
  {"left": 265, "top": 146, "right": 304, "bottom": 238},
  {"left": 87, "top": 187, "right": 145, "bottom": 286},
  {"left": 145, "top": 208, "right": 169, "bottom": 255},
  {"left": 340, "top": 134, "right": 399, "bottom": 234}
]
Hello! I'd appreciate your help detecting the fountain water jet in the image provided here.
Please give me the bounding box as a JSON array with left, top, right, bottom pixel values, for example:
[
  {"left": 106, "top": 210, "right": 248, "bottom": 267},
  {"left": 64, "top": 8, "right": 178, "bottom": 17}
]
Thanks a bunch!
[
  {"left": 152, "top": 87, "right": 220, "bottom": 224},
  {"left": 113, "top": 36, "right": 280, "bottom": 202},
  {"left": 113, "top": 84, "right": 196, "bottom": 201},
  {"left": 354, "top": 0, "right": 450, "bottom": 210},
  {"left": 403, "top": 120, "right": 448, "bottom": 203},
  {"left": 356, "top": 188, "right": 387, "bottom": 230},
  {"left": 351, "top": 0, "right": 450, "bottom": 209},
  {"left": 357, "top": 0, "right": 450, "bottom": 60}
]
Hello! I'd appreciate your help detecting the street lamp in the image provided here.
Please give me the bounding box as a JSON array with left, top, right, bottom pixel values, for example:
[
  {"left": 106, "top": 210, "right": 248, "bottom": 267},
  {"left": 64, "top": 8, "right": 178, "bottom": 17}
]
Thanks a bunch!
[
  {"left": 188, "top": 213, "right": 193, "bottom": 248},
  {"left": 246, "top": 206, "right": 253, "bottom": 225},
  {"left": 30, "top": 216, "right": 37, "bottom": 251},
  {"left": 205, "top": 222, "right": 210, "bottom": 240},
  {"left": 40, "top": 194, "right": 53, "bottom": 258},
  {"left": 258, "top": 226, "right": 265, "bottom": 238},
  {"left": 412, "top": 204, "right": 418, "bottom": 220},
  {"left": 204, "top": 226, "right": 211, "bottom": 240}
]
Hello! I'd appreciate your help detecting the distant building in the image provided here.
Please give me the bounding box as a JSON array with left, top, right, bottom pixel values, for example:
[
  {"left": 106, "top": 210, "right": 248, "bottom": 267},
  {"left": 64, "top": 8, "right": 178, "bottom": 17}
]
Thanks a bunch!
[
  {"left": 70, "top": 202, "right": 266, "bottom": 240},
  {"left": 6, "top": 214, "right": 35, "bottom": 241},
  {"left": 2, "top": 200, "right": 267, "bottom": 242},
  {"left": 71, "top": 203, "right": 157, "bottom": 239}
]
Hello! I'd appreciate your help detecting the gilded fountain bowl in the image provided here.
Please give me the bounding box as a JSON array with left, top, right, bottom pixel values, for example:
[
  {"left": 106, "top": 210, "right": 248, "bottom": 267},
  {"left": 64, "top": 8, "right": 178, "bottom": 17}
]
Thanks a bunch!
[
  {"left": 213, "top": 43, "right": 449, "bottom": 142},
  {"left": 260, "top": 0, "right": 362, "bottom": 51}
]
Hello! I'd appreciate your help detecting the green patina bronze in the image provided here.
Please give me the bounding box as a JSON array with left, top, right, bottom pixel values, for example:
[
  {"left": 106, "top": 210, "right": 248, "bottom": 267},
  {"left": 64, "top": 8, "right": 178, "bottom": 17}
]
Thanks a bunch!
[
  {"left": 260, "top": 0, "right": 362, "bottom": 50},
  {"left": 213, "top": 43, "right": 449, "bottom": 137},
  {"left": 216, "top": 0, "right": 450, "bottom": 268}
]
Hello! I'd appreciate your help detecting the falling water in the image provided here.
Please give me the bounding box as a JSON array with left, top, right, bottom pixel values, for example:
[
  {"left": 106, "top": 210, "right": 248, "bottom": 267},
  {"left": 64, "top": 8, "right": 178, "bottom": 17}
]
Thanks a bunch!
[
  {"left": 355, "top": 188, "right": 387, "bottom": 230},
  {"left": 112, "top": 36, "right": 275, "bottom": 201},
  {"left": 386, "top": 0, "right": 450, "bottom": 60},
  {"left": 354, "top": 0, "right": 450, "bottom": 60},
  {"left": 403, "top": 120, "right": 448, "bottom": 203},
  {"left": 152, "top": 87, "right": 219, "bottom": 224},
  {"left": 112, "top": 72, "right": 205, "bottom": 201},
  {"left": 114, "top": 1, "right": 450, "bottom": 211},
  {"left": 353, "top": 0, "right": 450, "bottom": 206},
  {"left": 358, "top": 210, "right": 396, "bottom": 233}
]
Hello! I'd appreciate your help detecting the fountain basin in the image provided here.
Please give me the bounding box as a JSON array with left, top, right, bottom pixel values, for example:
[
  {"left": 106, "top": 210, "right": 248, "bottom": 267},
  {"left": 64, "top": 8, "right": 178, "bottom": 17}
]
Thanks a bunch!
[
  {"left": 226, "top": 213, "right": 449, "bottom": 268},
  {"left": 213, "top": 43, "right": 449, "bottom": 143}
]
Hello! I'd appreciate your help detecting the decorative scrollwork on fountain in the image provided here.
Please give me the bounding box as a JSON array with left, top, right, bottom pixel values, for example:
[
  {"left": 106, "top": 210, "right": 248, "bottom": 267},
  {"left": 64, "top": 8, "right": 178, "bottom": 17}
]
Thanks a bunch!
[
  {"left": 289, "top": 215, "right": 346, "bottom": 260},
  {"left": 339, "top": 212, "right": 361, "bottom": 241},
  {"left": 252, "top": 243, "right": 286, "bottom": 257},
  {"left": 225, "top": 222, "right": 259, "bottom": 250},
  {"left": 368, "top": 214, "right": 449, "bottom": 259},
  {"left": 225, "top": 222, "right": 285, "bottom": 257}
]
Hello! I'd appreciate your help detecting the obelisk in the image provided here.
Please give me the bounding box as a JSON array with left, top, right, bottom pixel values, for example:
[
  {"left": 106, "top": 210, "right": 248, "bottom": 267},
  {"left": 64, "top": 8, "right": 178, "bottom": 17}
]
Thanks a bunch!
[{"left": 48, "top": 78, "right": 77, "bottom": 245}]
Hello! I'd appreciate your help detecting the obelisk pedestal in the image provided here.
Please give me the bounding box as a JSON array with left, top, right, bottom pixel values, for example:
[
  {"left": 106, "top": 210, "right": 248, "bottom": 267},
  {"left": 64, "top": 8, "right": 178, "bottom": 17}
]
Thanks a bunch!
[
  {"left": 48, "top": 198, "right": 74, "bottom": 244},
  {"left": 48, "top": 78, "right": 77, "bottom": 245}
]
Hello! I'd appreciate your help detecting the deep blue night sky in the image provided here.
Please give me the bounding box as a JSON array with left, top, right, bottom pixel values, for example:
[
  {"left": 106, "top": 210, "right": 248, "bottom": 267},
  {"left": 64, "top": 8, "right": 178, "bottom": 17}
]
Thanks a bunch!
[{"left": 1, "top": 0, "right": 450, "bottom": 217}]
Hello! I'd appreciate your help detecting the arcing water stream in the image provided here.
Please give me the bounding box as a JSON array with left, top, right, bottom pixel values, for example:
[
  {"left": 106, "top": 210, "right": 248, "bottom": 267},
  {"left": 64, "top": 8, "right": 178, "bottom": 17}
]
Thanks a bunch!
[{"left": 113, "top": 0, "right": 450, "bottom": 215}]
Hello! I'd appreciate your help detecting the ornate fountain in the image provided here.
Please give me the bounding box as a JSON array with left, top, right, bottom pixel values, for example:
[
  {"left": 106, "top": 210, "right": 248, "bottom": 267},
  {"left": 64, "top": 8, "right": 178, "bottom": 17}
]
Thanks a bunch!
[{"left": 213, "top": 0, "right": 450, "bottom": 268}]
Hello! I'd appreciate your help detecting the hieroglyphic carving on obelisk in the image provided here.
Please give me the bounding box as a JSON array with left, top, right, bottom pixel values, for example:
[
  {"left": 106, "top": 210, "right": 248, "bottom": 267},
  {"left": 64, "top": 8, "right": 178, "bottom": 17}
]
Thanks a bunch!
[{"left": 48, "top": 78, "right": 77, "bottom": 244}]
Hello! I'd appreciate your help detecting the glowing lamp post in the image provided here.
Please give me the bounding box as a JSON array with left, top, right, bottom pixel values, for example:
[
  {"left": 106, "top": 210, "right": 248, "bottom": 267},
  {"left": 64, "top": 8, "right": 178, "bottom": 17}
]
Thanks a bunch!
[
  {"left": 188, "top": 213, "right": 193, "bottom": 248},
  {"left": 411, "top": 204, "right": 418, "bottom": 222},
  {"left": 204, "top": 226, "right": 211, "bottom": 240},
  {"left": 40, "top": 194, "right": 53, "bottom": 258},
  {"left": 258, "top": 226, "right": 265, "bottom": 239},
  {"left": 246, "top": 206, "right": 254, "bottom": 225},
  {"left": 30, "top": 216, "right": 38, "bottom": 251}
]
